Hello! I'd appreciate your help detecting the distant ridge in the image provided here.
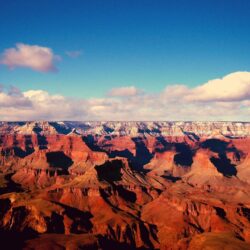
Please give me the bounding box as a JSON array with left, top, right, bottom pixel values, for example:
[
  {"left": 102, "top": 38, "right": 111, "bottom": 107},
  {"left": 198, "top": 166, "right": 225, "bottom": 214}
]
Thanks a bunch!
[{"left": 0, "top": 121, "right": 250, "bottom": 137}]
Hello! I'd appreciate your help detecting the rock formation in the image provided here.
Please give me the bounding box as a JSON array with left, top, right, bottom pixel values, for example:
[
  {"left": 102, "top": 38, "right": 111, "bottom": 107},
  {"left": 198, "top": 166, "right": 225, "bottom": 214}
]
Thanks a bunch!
[{"left": 0, "top": 121, "right": 250, "bottom": 249}]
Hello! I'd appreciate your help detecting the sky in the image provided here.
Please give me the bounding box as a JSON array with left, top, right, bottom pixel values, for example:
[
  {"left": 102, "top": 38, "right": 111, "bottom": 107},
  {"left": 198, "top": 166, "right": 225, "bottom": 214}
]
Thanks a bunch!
[{"left": 0, "top": 0, "right": 250, "bottom": 121}]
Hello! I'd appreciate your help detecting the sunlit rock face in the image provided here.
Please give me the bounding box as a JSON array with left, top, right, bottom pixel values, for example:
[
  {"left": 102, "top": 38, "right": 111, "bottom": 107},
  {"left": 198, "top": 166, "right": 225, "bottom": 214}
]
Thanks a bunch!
[
  {"left": 1, "top": 121, "right": 250, "bottom": 137},
  {"left": 0, "top": 121, "right": 250, "bottom": 249}
]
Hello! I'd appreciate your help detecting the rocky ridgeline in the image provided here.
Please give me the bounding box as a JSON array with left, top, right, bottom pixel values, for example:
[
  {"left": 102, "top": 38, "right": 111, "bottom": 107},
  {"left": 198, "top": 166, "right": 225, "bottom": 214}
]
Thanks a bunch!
[
  {"left": 1, "top": 121, "right": 250, "bottom": 249},
  {"left": 0, "top": 121, "right": 250, "bottom": 137}
]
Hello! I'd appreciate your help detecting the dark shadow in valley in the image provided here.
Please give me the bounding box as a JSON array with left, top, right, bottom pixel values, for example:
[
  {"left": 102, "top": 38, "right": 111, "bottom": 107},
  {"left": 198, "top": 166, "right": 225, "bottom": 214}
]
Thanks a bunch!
[
  {"left": 107, "top": 137, "right": 153, "bottom": 172},
  {"left": 32, "top": 125, "right": 42, "bottom": 134},
  {"left": 97, "top": 223, "right": 157, "bottom": 250},
  {"left": 37, "top": 134, "right": 48, "bottom": 149},
  {"left": 0, "top": 198, "right": 11, "bottom": 218},
  {"left": 115, "top": 185, "right": 136, "bottom": 203},
  {"left": 46, "top": 151, "right": 73, "bottom": 174},
  {"left": 162, "top": 175, "right": 181, "bottom": 183},
  {"left": 214, "top": 206, "right": 227, "bottom": 219},
  {"left": 49, "top": 201, "right": 93, "bottom": 233},
  {"left": 202, "top": 138, "right": 239, "bottom": 177},
  {"left": 183, "top": 131, "right": 200, "bottom": 142},
  {"left": 210, "top": 154, "right": 237, "bottom": 177},
  {"left": 0, "top": 148, "right": 12, "bottom": 157},
  {"left": 49, "top": 122, "right": 72, "bottom": 134},
  {"left": 131, "top": 138, "right": 153, "bottom": 171},
  {"left": 13, "top": 146, "right": 34, "bottom": 158},
  {"left": 84, "top": 136, "right": 153, "bottom": 173},
  {"left": 45, "top": 212, "right": 65, "bottom": 233},
  {"left": 227, "top": 146, "right": 244, "bottom": 162},
  {"left": 110, "top": 149, "right": 134, "bottom": 160},
  {"left": 154, "top": 136, "right": 172, "bottom": 153},
  {"left": 174, "top": 143, "right": 193, "bottom": 167},
  {"left": 95, "top": 160, "right": 123, "bottom": 182},
  {"left": 82, "top": 135, "right": 105, "bottom": 152},
  {"left": 239, "top": 207, "right": 250, "bottom": 221},
  {"left": 201, "top": 139, "right": 228, "bottom": 153},
  {"left": 0, "top": 173, "right": 23, "bottom": 194},
  {"left": 0, "top": 230, "right": 38, "bottom": 250},
  {"left": 103, "top": 125, "right": 114, "bottom": 134}
]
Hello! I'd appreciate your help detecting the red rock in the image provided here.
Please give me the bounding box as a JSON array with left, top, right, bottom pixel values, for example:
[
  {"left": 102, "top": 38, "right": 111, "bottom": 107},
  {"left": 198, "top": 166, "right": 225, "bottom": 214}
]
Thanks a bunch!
[{"left": 0, "top": 122, "right": 250, "bottom": 249}]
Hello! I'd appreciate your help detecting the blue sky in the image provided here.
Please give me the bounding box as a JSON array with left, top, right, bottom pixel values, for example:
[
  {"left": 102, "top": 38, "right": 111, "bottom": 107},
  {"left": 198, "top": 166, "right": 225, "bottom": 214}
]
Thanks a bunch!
[
  {"left": 1, "top": 0, "right": 250, "bottom": 97},
  {"left": 0, "top": 0, "right": 250, "bottom": 120}
]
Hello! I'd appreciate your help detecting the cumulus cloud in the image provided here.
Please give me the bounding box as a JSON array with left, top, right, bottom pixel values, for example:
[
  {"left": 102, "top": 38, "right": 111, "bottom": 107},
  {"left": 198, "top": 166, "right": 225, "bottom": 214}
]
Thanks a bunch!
[
  {"left": 108, "top": 86, "right": 142, "bottom": 97},
  {"left": 0, "top": 43, "right": 60, "bottom": 72},
  {"left": 0, "top": 87, "right": 31, "bottom": 108},
  {"left": 0, "top": 86, "right": 89, "bottom": 120},
  {"left": 162, "top": 85, "right": 189, "bottom": 102},
  {"left": 0, "top": 71, "right": 249, "bottom": 121},
  {"left": 185, "top": 72, "right": 250, "bottom": 102},
  {"left": 65, "top": 50, "right": 82, "bottom": 58}
]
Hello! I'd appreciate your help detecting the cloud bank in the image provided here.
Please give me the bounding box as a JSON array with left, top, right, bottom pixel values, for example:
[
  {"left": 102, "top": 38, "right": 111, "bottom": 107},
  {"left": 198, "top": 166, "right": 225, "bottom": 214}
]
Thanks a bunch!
[
  {"left": 186, "top": 72, "right": 250, "bottom": 102},
  {"left": 108, "top": 86, "right": 142, "bottom": 97},
  {"left": 0, "top": 72, "right": 249, "bottom": 121},
  {"left": 0, "top": 43, "right": 60, "bottom": 72}
]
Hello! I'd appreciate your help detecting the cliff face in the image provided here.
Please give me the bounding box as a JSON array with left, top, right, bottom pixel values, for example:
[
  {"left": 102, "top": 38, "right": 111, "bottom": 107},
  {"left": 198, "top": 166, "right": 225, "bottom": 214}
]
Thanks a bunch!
[{"left": 0, "top": 121, "right": 250, "bottom": 249}]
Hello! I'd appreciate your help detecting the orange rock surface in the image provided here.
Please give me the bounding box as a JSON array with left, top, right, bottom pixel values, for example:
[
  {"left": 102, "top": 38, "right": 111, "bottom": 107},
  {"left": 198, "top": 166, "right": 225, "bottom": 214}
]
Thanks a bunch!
[{"left": 0, "top": 122, "right": 250, "bottom": 249}]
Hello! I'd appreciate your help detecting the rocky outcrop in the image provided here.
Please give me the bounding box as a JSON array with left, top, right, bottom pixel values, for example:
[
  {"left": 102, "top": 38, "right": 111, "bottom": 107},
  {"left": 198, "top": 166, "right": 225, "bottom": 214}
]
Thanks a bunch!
[{"left": 0, "top": 122, "right": 250, "bottom": 249}]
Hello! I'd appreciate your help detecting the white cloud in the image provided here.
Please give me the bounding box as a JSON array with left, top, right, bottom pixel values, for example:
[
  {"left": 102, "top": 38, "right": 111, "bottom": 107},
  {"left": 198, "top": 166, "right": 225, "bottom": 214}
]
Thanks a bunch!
[
  {"left": 0, "top": 43, "right": 60, "bottom": 72},
  {"left": 162, "top": 85, "right": 189, "bottom": 102},
  {"left": 0, "top": 87, "right": 89, "bottom": 120},
  {"left": 0, "top": 71, "right": 249, "bottom": 121},
  {"left": 185, "top": 72, "right": 250, "bottom": 102},
  {"left": 0, "top": 87, "right": 31, "bottom": 108},
  {"left": 108, "top": 86, "right": 142, "bottom": 97},
  {"left": 0, "top": 92, "right": 31, "bottom": 108}
]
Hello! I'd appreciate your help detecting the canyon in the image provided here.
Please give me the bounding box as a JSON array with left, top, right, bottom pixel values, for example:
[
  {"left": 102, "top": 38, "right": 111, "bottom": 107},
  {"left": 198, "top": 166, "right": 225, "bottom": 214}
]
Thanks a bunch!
[{"left": 0, "top": 121, "right": 250, "bottom": 249}]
